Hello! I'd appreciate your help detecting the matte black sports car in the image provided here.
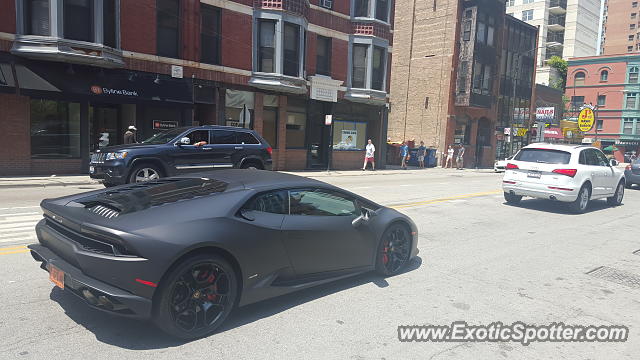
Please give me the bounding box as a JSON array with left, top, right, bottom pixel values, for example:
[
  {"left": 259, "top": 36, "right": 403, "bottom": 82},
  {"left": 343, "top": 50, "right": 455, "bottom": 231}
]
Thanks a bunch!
[{"left": 29, "top": 170, "right": 419, "bottom": 339}]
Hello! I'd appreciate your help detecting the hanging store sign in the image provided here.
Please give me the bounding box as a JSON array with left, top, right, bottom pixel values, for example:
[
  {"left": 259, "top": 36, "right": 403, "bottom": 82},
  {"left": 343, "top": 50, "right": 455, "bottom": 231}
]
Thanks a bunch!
[
  {"left": 536, "top": 107, "right": 555, "bottom": 121},
  {"left": 309, "top": 76, "right": 343, "bottom": 103},
  {"left": 578, "top": 107, "right": 595, "bottom": 132}
]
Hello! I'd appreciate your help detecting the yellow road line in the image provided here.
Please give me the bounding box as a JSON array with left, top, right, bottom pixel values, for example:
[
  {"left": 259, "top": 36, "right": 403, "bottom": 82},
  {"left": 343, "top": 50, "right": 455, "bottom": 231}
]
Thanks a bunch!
[
  {"left": 0, "top": 245, "right": 28, "bottom": 251},
  {"left": 0, "top": 249, "right": 30, "bottom": 255},
  {"left": 390, "top": 190, "right": 502, "bottom": 209}
]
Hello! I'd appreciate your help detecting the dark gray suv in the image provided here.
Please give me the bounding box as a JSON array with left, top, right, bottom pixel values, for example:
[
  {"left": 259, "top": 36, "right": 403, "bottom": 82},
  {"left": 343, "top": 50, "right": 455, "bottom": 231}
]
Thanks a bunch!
[{"left": 89, "top": 126, "right": 273, "bottom": 187}]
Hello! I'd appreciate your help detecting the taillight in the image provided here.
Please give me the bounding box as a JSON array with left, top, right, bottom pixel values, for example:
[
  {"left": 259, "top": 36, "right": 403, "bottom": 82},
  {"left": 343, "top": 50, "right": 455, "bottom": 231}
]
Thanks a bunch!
[
  {"left": 266, "top": 146, "right": 273, "bottom": 155},
  {"left": 626, "top": 165, "right": 632, "bottom": 171},
  {"left": 552, "top": 169, "right": 577, "bottom": 177},
  {"left": 506, "top": 163, "right": 519, "bottom": 170}
]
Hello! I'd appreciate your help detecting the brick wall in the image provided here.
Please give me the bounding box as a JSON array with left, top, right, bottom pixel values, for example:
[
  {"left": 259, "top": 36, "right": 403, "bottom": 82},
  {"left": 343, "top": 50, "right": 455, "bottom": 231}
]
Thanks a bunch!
[
  {"left": 0, "top": 93, "right": 30, "bottom": 176},
  {"left": 0, "top": 0, "right": 16, "bottom": 34},
  {"left": 332, "top": 39, "right": 349, "bottom": 82},
  {"left": 331, "top": 150, "right": 363, "bottom": 170},
  {"left": 221, "top": 10, "right": 253, "bottom": 71},
  {"left": 181, "top": 0, "right": 200, "bottom": 62},
  {"left": 121, "top": 0, "right": 157, "bottom": 55}
]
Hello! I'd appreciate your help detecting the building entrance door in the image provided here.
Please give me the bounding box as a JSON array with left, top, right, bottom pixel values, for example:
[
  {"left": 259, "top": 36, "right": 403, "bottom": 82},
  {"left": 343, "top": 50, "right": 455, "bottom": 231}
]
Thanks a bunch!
[
  {"left": 90, "top": 105, "right": 120, "bottom": 151},
  {"left": 307, "top": 101, "right": 330, "bottom": 169}
]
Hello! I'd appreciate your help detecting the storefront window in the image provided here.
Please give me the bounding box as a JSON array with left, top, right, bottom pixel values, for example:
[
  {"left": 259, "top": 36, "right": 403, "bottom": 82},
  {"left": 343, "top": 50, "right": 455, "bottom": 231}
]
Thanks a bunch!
[
  {"left": 332, "top": 121, "right": 367, "bottom": 150},
  {"left": 225, "top": 89, "right": 254, "bottom": 128},
  {"left": 286, "top": 99, "right": 306, "bottom": 148},
  {"left": 30, "top": 99, "right": 80, "bottom": 158},
  {"left": 263, "top": 95, "right": 278, "bottom": 147}
]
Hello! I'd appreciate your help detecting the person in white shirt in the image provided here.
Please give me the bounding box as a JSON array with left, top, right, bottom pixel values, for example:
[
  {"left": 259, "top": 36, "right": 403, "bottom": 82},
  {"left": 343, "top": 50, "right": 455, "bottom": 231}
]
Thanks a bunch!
[
  {"left": 362, "top": 139, "right": 376, "bottom": 171},
  {"left": 445, "top": 145, "right": 454, "bottom": 168}
]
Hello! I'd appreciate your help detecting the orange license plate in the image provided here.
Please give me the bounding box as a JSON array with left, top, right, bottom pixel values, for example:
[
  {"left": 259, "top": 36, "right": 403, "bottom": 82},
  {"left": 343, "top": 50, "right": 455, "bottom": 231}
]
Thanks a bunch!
[{"left": 49, "top": 265, "right": 65, "bottom": 289}]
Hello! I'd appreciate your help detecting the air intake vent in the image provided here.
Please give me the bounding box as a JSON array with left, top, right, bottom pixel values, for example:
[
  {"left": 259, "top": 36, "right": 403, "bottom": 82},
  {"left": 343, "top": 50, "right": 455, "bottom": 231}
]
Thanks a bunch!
[{"left": 89, "top": 204, "right": 120, "bottom": 219}]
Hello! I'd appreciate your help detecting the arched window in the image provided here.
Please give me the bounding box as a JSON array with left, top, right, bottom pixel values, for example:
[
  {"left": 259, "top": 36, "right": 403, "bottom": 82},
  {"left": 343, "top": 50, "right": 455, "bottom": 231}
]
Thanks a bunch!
[
  {"left": 600, "top": 70, "right": 609, "bottom": 82},
  {"left": 574, "top": 71, "right": 586, "bottom": 86}
]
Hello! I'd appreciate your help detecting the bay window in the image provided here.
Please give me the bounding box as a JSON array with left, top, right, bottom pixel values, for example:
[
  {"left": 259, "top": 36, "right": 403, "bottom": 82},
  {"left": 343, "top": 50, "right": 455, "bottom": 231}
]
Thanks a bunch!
[
  {"left": 103, "top": 0, "right": 117, "bottom": 48},
  {"left": 352, "top": 44, "right": 368, "bottom": 88},
  {"left": 354, "top": 0, "right": 369, "bottom": 18},
  {"left": 258, "top": 20, "right": 276, "bottom": 73},
  {"left": 24, "top": 0, "right": 50, "bottom": 36},
  {"left": 283, "top": 23, "right": 300, "bottom": 77},
  {"left": 64, "top": 0, "right": 93, "bottom": 42},
  {"left": 350, "top": 40, "right": 388, "bottom": 91},
  {"left": 253, "top": 16, "right": 306, "bottom": 79},
  {"left": 352, "top": 0, "right": 390, "bottom": 22},
  {"left": 371, "top": 46, "right": 385, "bottom": 91}
]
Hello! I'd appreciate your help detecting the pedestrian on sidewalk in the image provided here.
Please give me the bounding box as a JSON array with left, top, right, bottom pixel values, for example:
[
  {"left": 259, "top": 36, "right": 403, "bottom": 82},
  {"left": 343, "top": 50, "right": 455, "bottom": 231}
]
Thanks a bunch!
[
  {"left": 456, "top": 144, "right": 465, "bottom": 170},
  {"left": 445, "top": 145, "right": 454, "bottom": 168},
  {"left": 362, "top": 139, "right": 376, "bottom": 171},
  {"left": 124, "top": 126, "right": 137, "bottom": 144},
  {"left": 417, "top": 141, "right": 426, "bottom": 168},
  {"left": 400, "top": 141, "right": 410, "bottom": 169}
]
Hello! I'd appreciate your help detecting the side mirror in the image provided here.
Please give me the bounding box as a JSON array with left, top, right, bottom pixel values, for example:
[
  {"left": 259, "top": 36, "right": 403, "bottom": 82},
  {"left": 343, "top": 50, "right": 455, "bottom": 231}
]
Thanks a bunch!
[
  {"left": 351, "top": 208, "right": 372, "bottom": 228},
  {"left": 238, "top": 209, "right": 255, "bottom": 221},
  {"left": 179, "top": 137, "right": 190, "bottom": 145},
  {"left": 609, "top": 159, "right": 619, "bottom": 167}
]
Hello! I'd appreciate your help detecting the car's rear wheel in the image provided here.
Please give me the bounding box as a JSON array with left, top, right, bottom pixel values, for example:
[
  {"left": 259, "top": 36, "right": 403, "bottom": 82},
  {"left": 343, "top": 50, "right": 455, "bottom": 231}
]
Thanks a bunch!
[
  {"left": 626, "top": 182, "right": 634, "bottom": 189},
  {"left": 128, "top": 164, "right": 163, "bottom": 183},
  {"left": 503, "top": 192, "right": 522, "bottom": 204},
  {"left": 240, "top": 160, "right": 263, "bottom": 170},
  {"left": 607, "top": 181, "right": 625, "bottom": 206},
  {"left": 569, "top": 184, "right": 591, "bottom": 214},
  {"left": 375, "top": 223, "right": 411, "bottom": 276},
  {"left": 102, "top": 182, "right": 117, "bottom": 188},
  {"left": 153, "top": 254, "right": 238, "bottom": 339}
]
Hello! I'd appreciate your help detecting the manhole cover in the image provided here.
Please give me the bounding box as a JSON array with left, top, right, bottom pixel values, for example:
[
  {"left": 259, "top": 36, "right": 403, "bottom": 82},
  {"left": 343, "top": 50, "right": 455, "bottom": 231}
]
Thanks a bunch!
[{"left": 587, "top": 266, "right": 640, "bottom": 289}]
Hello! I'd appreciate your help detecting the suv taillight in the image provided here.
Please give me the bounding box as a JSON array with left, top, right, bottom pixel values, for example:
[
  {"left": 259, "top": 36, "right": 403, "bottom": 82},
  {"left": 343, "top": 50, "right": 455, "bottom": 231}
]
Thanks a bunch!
[
  {"left": 506, "top": 163, "right": 519, "bottom": 170},
  {"left": 266, "top": 146, "right": 273, "bottom": 155},
  {"left": 552, "top": 169, "right": 577, "bottom": 177}
]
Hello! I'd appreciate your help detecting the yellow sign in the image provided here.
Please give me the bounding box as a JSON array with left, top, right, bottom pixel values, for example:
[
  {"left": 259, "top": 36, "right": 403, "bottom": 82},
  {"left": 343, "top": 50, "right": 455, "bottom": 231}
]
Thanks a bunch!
[
  {"left": 578, "top": 108, "right": 595, "bottom": 132},
  {"left": 513, "top": 128, "right": 529, "bottom": 137}
]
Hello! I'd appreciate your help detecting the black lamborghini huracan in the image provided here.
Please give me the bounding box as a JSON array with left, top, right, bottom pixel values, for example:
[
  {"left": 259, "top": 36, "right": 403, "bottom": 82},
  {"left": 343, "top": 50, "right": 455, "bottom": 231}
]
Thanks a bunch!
[{"left": 29, "top": 170, "right": 419, "bottom": 339}]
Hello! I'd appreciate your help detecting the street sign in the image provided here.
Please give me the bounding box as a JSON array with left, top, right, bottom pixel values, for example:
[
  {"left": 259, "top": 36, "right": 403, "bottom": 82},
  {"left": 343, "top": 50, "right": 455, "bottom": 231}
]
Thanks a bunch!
[
  {"left": 578, "top": 107, "right": 595, "bottom": 132},
  {"left": 325, "top": 115, "right": 332, "bottom": 126}
]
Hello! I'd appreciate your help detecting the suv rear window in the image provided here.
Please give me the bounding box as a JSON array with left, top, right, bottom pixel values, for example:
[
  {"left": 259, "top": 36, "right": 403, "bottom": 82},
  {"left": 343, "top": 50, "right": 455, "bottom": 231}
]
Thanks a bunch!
[{"left": 514, "top": 148, "right": 571, "bottom": 164}]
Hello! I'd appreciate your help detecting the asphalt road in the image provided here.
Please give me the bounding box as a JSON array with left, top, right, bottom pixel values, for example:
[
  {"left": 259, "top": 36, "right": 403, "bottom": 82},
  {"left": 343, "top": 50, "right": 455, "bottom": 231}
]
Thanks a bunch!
[{"left": 1, "top": 169, "right": 639, "bottom": 359}]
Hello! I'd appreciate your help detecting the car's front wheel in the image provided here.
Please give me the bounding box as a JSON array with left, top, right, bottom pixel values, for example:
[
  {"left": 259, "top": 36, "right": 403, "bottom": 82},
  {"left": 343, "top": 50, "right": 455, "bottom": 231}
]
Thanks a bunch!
[
  {"left": 153, "top": 254, "right": 238, "bottom": 339},
  {"left": 607, "top": 181, "right": 625, "bottom": 206},
  {"left": 128, "top": 164, "right": 163, "bottom": 183},
  {"left": 569, "top": 184, "right": 591, "bottom": 214},
  {"left": 375, "top": 223, "right": 412, "bottom": 276},
  {"left": 503, "top": 192, "right": 522, "bottom": 204}
]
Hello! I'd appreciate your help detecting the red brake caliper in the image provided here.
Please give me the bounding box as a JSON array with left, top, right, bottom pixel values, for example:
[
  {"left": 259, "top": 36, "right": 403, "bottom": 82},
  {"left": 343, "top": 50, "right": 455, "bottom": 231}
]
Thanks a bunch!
[
  {"left": 382, "top": 244, "right": 389, "bottom": 265},
  {"left": 206, "top": 273, "right": 217, "bottom": 301}
]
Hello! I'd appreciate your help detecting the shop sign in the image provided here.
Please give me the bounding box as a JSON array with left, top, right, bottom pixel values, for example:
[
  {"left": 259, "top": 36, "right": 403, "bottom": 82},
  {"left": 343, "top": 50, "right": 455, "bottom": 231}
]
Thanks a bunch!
[
  {"left": 536, "top": 107, "right": 555, "bottom": 121},
  {"left": 513, "top": 128, "right": 528, "bottom": 137},
  {"left": 171, "top": 65, "right": 183, "bottom": 79},
  {"left": 153, "top": 120, "right": 178, "bottom": 130},
  {"left": 504, "top": 128, "right": 511, "bottom": 135},
  {"left": 90, "top": 85, "right": 138, "bottom": 97},
  {"left": 578, "top": 107, "right": 595, "bottom": 132},
  {"left": 335, "top": 130, "right": 357, "bottom": 149},
  {"left": 309, "top": 76, "right": 343, "bottom": 103},
  {"left": 325, "top": 115, "right": 333, "bottom": 126},
  {"left": 616, "top": 140, "right": 640, "bottom": 146},
  {"left": 543, "top": 127, "right": 564, "bottom": 139}
]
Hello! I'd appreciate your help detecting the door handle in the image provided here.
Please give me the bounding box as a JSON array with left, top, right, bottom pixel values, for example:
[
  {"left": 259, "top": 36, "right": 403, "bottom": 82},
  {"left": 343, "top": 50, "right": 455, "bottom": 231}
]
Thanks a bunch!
[
  {"left": 202, "top": 147, "right": 213, "bottom": 151},
  {"left": 234, "top": 146, "right": 244, "bottom": 150}
]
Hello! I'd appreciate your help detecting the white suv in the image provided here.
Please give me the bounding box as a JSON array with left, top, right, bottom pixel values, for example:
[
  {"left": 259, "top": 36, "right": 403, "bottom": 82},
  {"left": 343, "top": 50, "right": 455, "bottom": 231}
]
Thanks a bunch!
[{"left": 502, "top": 144, "right": 626, "bottom": 213}]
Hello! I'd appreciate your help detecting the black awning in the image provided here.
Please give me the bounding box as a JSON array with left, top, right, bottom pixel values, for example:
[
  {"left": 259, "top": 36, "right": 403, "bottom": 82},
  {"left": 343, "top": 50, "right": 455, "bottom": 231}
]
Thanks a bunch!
[{"left": 2, "top": 53, "right": 193, "bottom": 104}]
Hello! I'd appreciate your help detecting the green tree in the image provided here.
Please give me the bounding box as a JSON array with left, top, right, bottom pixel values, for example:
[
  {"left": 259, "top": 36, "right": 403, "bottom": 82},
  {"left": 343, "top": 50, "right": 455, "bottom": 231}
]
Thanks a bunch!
[{"left": 547, "top": 56, "right": 568, "bottom": 91}]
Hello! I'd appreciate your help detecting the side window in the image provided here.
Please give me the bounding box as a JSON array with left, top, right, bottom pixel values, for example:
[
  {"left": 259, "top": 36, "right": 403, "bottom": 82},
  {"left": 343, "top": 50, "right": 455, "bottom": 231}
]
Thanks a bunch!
[
  {"left": 579, "top": 150, "right": 588, "bottom": 165},
  {"left": 288, "top": 189, "right": 358, "bottom": 216},
  {"left": 212, "top": 130, "right": 237, "bottom": 144},
  {"left": 237, "top": 132, "right": 260, "bottom": 145},
  {"left": 594, "top": 149, "right": 609, "bottom": 166},
  {"left": 185, "top": 130, "right": 210, "bottom": 145},
  {"left": 583, "top": 149, "right": 599, "bottom": 166},
  {"left": 243, "top": 190, "right": 288, "bottom": 214}
]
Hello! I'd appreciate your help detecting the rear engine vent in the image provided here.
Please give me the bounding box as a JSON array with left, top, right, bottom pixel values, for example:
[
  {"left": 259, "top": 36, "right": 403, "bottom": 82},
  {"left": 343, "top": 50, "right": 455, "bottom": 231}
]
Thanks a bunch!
[{"left": 88, "top": 204, "right": 120, "bottom": 219}]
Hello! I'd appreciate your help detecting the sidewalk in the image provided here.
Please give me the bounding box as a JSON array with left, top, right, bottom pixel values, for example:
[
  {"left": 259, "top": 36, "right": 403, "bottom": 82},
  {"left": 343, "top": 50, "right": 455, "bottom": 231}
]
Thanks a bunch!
[{"left": 0, "top": 166, "right": 498, "bottom": 189}]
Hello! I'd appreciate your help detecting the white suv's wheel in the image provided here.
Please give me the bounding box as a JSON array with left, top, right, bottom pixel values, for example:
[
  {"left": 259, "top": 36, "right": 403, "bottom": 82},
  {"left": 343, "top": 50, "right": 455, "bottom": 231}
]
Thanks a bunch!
[
  {"left": 607, "top": 181, "right": 625, "bottom": 206},
  {"left": 569, "top": 184, "right": 590, "bottom": 214}
]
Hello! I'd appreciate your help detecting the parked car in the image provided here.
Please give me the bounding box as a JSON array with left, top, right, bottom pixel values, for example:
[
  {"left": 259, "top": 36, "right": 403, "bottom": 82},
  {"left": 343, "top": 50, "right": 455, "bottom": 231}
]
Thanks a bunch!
[
  {"left": 624, "top": 159, "right": 640, "bottom": 188},
  {"left": 502, "top": 144, "right": 626, "bottom": 213},
  {"left": 89, "top": 126, "right": 273, "bottom": 187},
  {"left": 28, "top": 170, "right": 419, "bottom": 339},
  {"left": 494, "top": 155, "right": 514, "bottom": 172}
]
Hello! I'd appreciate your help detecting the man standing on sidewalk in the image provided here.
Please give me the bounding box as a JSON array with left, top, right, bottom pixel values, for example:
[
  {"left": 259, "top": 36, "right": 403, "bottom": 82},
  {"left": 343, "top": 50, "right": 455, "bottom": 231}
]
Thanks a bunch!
[
  {"left": 456, "top": 144, "right": 465, "bottom": 170},
  {"left": 362, "top": 139, "right": 376, "bottom": 171},
  {"left": 400, "top": 141, "right": 409, "bottom": 169},
  {"left": 417, "top": 141, "right": 426, "bottom": 168}
]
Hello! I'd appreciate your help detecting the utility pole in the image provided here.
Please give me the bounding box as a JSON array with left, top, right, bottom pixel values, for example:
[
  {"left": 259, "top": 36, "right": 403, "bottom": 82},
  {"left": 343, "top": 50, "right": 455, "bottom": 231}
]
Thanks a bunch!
[{"left": 402, "top": 0, "right": 418, "bottom": 141}]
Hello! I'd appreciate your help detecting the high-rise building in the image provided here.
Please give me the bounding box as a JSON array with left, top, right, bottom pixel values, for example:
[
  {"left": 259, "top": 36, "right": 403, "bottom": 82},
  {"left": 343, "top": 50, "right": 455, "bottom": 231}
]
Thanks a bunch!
[
  {"left": 600, "top": 0, "right": 640, "bottom": 54},
  {"left": 506, "top": 0, "right": 600, "bottom": 86},
  {"left": 389, "top": 0, "right": 537, "bottom": 167}
]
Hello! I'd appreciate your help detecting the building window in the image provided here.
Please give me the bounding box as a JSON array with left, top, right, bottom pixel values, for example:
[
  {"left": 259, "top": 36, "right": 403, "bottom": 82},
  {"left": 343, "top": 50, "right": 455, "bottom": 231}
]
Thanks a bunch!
[
  {"left": 225, "top": 90, "right": 254, "bottom": 128},
  {"left": 458, "top": 61, "right": 468, "bottom": 93},
  {"left": 354, "top": 0, "right": 369, "bottom": 17},
  {"left": 200, "top": 5, "right": 221, "bottom": 65},
  {"left": 371, "top": 46, "right": 386, "bottom": 90},
  {"left": 263, "top": 95, "right": 278, "bottom": 147},
  {"left": 24, "top": 0, "right": 50, "bottom": 36},
  {"left": 629, "top": 46, "right": 634, "bottom": 52},
  {"left": 631, "top": 24, "right": 636, "bottom": 30},
  {"left": 598, "top": 95, "right": 606, "bottom": 106},
  {"left": 375, "top": 0, "right": 389, "bottom": 22},
  {"left": 320, "top": 0, "right": 333, "bottom": 9},
  {"left": 352, "top": 44, "right": 368, "bottom": 88},
  {"left": 507, "top": 0, "right": 515, "bottom": 6},
  {"left": 283, "top": 23, "right": 300, "bottom": 77},
  {"left": 629, "top": 66, "right": 639, "bottom": 82},
  {"left": 626, "top": 93, "right": 638, "bottom": 109},
  {"left": 316, "top": 36, "right": 332, "bottom": 76},
  {"left": 103, "top": 0, "right": 117, "bottom": 48},
  {"left": 487, "top": 17, "right": 495, "bottom": 46},
  {"left": 570, "top": 96, "right": 584, "bottom": 110},
  {"left": 476, "top": 14, "right": 486, "bottom": 44},
  {"left": 30, "top": 99, "right": 81, "bottom": 158},
  {"left": 600, "top": 70, "right": 608, "bottom": 81},
  {"left": 632, "top": 13, "right": 637, "bottom": 19},
  {"left": 623, "top": 119, "right": 634, "bottom": 134},
  {"left": 574, "top": 71, "right": 585, "bottom": 86},
  {"left": 522, "top": 10, "right": 533, "bottom": 21},
  {"left": 157, "top": 0, "right": 180, "bottom": 58},
  {"left": 64, "top": 0, "right": 93, "bottom": 42},
  {"left": 258, "top": 20, "right": 276, "bottom": 73},
  {"left": 634, "top": 2, "right": 639, "bottom": 8},
  {"left": 463, "top": 20, "right": 472, "bottom": 41},
  {"left": 597, "top": 119, "right": 603, "bottom": 130},
  {"left": 523, "top": 0, "right": 533, "bottom": 4},
  {"left": 630, "top": 35, "right": 636, "bottom": 41},
  {"left": 332, "top": 121, "right": 367, "bottom": 150},
  {"left": 286, "top": 99, "right": 306, "bottom": 148}
]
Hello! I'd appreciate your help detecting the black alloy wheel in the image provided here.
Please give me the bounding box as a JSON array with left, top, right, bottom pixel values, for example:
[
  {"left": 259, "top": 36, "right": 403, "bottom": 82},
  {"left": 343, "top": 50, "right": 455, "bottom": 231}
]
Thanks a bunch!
[
  {"left": 154, "top": 254, "right": 237, "bottom": 339},
  {"left": 376, "top": 224, "right": 411, "bottom": 276}
]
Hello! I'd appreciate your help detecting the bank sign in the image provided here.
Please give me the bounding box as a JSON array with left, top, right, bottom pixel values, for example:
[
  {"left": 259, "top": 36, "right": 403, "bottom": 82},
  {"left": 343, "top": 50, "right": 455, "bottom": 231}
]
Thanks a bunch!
[
  {"left": 536, "top": 107, "right": 555, "bottom": 121},
  {"left": 90, "top": 85, "right": 139, "bottom": 97}
]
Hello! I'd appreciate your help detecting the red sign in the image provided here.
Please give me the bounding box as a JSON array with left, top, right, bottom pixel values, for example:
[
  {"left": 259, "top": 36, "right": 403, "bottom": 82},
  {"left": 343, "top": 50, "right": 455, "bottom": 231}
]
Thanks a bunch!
[
  {"left": 153, "top": 120, "right": 179, "bottom": 130},
  {"left": 544, "top": 127, "right": 564, "bottom": 139},
  {"left": 90, "top": 85, "right": 103, "bottom": 95}
]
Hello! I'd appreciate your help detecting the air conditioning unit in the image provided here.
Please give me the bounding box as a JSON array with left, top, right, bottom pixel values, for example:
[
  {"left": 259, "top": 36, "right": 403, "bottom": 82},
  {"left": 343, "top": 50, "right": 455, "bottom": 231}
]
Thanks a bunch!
[{"left": 321, "top": 0, "right": 333, "bottom": 9}]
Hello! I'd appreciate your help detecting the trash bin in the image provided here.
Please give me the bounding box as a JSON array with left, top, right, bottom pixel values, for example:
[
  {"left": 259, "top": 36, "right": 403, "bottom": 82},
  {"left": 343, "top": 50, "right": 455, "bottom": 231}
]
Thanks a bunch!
[
  {"left": 426, "top": 148, "right": 437, "bottom": 167},
  {"left": 407, "top": 148, "right": 419, "bottom": 167}
]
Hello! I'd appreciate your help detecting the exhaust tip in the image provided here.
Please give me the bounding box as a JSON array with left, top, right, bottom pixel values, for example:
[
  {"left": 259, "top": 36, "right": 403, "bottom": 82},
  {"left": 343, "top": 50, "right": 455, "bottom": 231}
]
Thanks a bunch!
[
  {"left": 98, "top": 295, "right": 115, "bottom": 311},
  {"left": 30, "top": 250, "right": 43, "bottom": 262},
  {"left": 82, "top": 289, "right": 99, "bottom": 306}
]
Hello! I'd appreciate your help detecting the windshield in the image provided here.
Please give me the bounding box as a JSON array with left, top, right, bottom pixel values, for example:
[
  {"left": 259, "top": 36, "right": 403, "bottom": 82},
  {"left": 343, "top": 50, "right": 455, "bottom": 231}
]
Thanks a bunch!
[
  {"left": 514, "top": 148, "right": 571, "bottom": 164},
  {"left": 141, "top": 128, "right": 188, "bottom": 144}
]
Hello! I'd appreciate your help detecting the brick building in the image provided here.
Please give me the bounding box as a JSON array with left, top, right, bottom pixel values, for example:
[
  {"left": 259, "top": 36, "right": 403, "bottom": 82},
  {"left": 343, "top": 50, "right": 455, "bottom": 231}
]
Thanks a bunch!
[
  {"left": 389, "top": 0, "right": 537, "bottom": 168},
  {"left": 0, "top": 0, "right": 394, "bottom": 175},
  {"left": 565, "top": 54, "right": 640, "bottom": 161},
  {"left": 600, "top": 0, "right": 640, "bottom": 55}
]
